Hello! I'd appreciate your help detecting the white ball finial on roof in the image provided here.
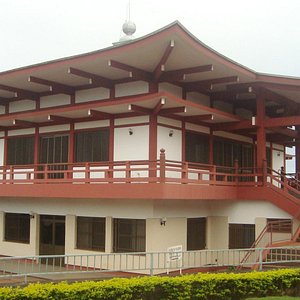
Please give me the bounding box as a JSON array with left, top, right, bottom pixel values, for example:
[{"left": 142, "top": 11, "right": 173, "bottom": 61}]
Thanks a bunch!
[{"left": 122, "top": 20, "right": 136, "bottom": 36}]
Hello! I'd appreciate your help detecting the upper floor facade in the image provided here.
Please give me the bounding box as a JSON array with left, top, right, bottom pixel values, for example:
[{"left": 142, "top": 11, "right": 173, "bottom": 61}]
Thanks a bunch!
[{"left": 0, "top": 21, "right": 299, "bottom": 204}]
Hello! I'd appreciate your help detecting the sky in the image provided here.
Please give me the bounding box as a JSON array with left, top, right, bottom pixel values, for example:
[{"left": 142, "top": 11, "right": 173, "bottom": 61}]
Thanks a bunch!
[{"left": 0, "top": 0, "right": 300, "bottom": 77}]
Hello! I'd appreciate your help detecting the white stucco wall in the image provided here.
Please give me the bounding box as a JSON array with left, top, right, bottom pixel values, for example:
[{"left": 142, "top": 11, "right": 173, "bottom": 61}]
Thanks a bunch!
[
  {"left": 75, "top": 87, "right": 109, "bottom": 103},
  {"left": 157, "top": 126, "right": 182, "bottom": 160},
  {"left": 0, "top": 197, "right": 293, "bottom": 257},
  {"left": 39, "top": 124, "right": 70, "bottom": 134},
  {"left": 8, "top": 128, "right": 35, "bottom": 136},
  {"left": 186, "top": 91, "right": 210, "bottom": 106},
  {"left": 74, "top": 120, "right": 109, "bottom": 130},
  {"left": 9, "top": 100, "right": 36, "bottom": 113},
  {"left": 40, "top": 94, "right": 70, "bottom": 108},
  {"left": 159, "top": 82, "right": 182, "bottom": 98},
  {"left": 114, "top": 125, "right": 149, "bottom": 161},
  {"left": 272, "top": 147, "right": 285, "bottom": 173},
  {"left": 115, "top": 81, "right": 148, "bottom": 98}
]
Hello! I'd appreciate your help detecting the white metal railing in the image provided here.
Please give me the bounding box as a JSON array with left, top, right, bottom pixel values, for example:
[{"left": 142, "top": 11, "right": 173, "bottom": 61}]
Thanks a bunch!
[{"left": 1, "top": 246, "right": 300, "bottom": 283}]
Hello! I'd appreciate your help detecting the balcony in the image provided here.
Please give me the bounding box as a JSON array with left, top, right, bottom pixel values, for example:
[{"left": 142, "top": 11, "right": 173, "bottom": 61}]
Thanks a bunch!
[{"left": 0, "top": 150, "right": 299, "bottom": 213}]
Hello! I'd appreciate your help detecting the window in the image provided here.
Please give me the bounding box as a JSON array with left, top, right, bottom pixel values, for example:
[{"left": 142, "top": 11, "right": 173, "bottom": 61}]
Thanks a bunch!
[
  {"left": 77, "top": 217, "right": 105, "bottom": 251},
  {"left": 75, "top": 129, "right": 109, "bottom": 162},
  {"left": 4, "top": 213, "right": 30, "bottom": 243},
  {"left": 7, "top": 136, "right": 34, "bottom": 165},
  {"left": 113, "top": 219, "right": 145, "bottom": 253},
  {"left": 187, "top": 218, "right": 206, "bottom": 250},
  {"left": 185, "top": 132, "right": 209, "bottom": 164},
  {"left": 267, "top": 219, "right": 292, "bottom": 233},
  {"left": 214, "top": 138, "right": 253, "bottom": 168},
  {"left": 229, "top": 224, "right": 255, "bottom": 249}
]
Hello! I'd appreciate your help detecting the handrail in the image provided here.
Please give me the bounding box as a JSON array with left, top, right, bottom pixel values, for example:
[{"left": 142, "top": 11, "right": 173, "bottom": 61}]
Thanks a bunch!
[{"left": 239, "top": 219, "right": 293, "bottom": 268}]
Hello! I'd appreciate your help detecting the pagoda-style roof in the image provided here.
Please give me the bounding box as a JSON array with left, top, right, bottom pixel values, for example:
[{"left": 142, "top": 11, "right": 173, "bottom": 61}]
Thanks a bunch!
[{"left": 0, "top": 21, "right": 299, "bottom": 142}]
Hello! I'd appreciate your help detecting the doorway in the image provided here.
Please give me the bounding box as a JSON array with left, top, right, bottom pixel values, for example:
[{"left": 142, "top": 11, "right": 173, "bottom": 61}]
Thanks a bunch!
[
  {"left": 39, "top": 135, "right": 69, "bottom": 179},
  {"left": 39, "top": 215, "right": 65, "bottom": 264}
]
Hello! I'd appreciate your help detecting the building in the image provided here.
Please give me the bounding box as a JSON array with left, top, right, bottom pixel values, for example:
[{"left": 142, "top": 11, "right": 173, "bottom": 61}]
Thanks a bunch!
[{"left": 0, "top": 21, "right": 299, "bottom": 262}]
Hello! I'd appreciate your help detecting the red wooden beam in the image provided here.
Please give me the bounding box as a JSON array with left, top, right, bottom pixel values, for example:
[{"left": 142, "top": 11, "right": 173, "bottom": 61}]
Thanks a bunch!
[
  {"left": 159, "top": 106, "right": 186, "bottom": 115},
  {"left": 159, "top": 64, "right": 213, "bottom": 82},
  {"left": 88, "top": 109, "right": 112, "bottom": 119},
  {"left": 187, "top": 76, "right": 239, "bottom": 89},
  {"left": 68, "top": 67, "right": 113, "bottom": 89},
  {"left": 13, "top": 119, "right": 37, "bottom": 128},
  {"left": 0, "top": 84, "right": 39, "bottom": 101},
  {"left": 153, "top": 98, "right": 166, "bottom": 114},
  {"left": 185, "top": 114, "right": 214, "bottom": 122},
  {"left": 108, "top": 60, "right": 152, "bottom": 82},
  {"left": 257, "top": 81, "right": 300, "bottom": 92},
  {"left": 128, "top": 104, "right": 152, "bottom": 114},
  {"left": 269, "top": 127, "right": 298, "bottom": 138},
  {"left": 212, "top": 120, "right": 255, "bottom": 131},
  {"left": 28, "top": 76, "right": 75, "bottom": 95},
  {"left": 153, "top": 40, "right": 175, "bottom": 81},
  {"left": 264, "top": 115, "right": 300, "bottom": 128},
  {"left": 48, "top": 115, "right": 73, "bottom": 123}
]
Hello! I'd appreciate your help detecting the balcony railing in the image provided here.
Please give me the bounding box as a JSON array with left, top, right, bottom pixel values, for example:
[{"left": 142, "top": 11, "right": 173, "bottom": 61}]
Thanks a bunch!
[
  {"left": 0, "top": 150, "right": 263, "bottom": 186},
  {"left": 0, "top": 151, "right": 299, "bottom": 196}
]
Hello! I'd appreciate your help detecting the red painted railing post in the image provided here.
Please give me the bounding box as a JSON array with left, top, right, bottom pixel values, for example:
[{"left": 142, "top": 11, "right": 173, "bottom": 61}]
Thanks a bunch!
[
  {"left": 234, "top": 159, "right": 239, "bottom": 183},
  {"left": 182, "top": 162, "right": 188, "bottom": 183},
  {"left": 160, "top": 149, "right": 166, "bottom": 183},
  {"left": 262, "top": 159, "right": 267, "bottom": 186},
  {"left": 126, "top": 161, "right": 131, "bottom": 183},
  {"left": 85, "top": 163, "right": 90, "bottom": 183}
]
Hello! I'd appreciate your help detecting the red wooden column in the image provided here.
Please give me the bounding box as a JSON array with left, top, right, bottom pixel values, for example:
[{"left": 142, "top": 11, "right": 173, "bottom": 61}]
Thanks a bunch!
[
  {"left": 67, "top": 123, "right": 74, "bottom": 179},
  {"left": 296, "top": 126, "right": 300, "bottom": 178},
  {"left": 256, "top": 94, "right": 266, "bottom": 171},
  {"left": 208, "top": 129, "right": 214, "bottom": 165},
  {"left": 149, "top": 114, "right": 157, "bottom": 178},
  {"left": 33, "top": 127, "right": 39, "bottom": 180},
  {"left": 68, "top": 123, "right": 74, "bottom": 163}
]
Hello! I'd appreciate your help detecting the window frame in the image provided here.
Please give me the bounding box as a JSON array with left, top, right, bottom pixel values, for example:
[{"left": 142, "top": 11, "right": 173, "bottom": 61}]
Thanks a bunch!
[
  {"left": 76, "top": 216, "right": 106, "bottom": 251},
  {"left": 7, "top": 136, "right": 34, "bottom": 166},
  {"left": 74, "top": 128, "right": 109, "bottom": 163},
  {"left": 187, "top": 217, "right": 206, "bottom": 251},
  {"left": 4, "top": 213, "right": 30, "bottom": 244},
  {"left": 229, "top": 223, "right": 255, "bottom": 249},
  {"left": 113, "top": 218, "right": 146, "bottom": 253}
]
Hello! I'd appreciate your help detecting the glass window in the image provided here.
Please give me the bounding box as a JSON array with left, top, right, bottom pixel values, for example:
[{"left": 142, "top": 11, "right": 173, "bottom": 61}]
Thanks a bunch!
[
  {"left": 75, "top": 130, "right": 109, "bottom": 162},
  {"left": 113, "top": 219, "right": 145, "bottom": 253},
  {"left": 77, "top": 217, "right": 105, "bottom": 251},
  {"left": 214, "top": 138, "right": 253, "bottom": 168},
  {"left": 187, "top": 218, "right": 206, "bottom": 250},
  {"left": 4, "top": 213, "right": 30, "bottom": 243},
  {"left": 7, "top": 136, "right": 34, "bottom": 165},
  {"left": 185, "top": 132, "right": 209, "bottom": 164},
  {"left": 229, "top": 224, "right": 255, "bottom": 249}
]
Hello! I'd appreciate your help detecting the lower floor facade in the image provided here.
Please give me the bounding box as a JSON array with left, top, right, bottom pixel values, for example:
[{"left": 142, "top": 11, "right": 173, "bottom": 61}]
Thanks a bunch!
[{"left": 0, "top": 197, "right": 298, "bottom": 258}]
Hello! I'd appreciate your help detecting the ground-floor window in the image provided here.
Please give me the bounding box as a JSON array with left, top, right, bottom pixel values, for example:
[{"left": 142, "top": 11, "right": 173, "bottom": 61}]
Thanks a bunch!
[
  {"left": 77, "top": 217, "right": 105, "bottom": 251},
  {"left": 4, "top": 213, "right": 30, "bottom": 243},
  {"left": 267, "top": 218, "right": 292, "bottom": 233},
  {"left": 187, "top": 217, "right": 206, "bottom": 250},
  {"left": 113, "top": 218, "right": 146, "bottom": 253},
  {"left": 229, "top": 224, "right": 255, "bottom": 249}
]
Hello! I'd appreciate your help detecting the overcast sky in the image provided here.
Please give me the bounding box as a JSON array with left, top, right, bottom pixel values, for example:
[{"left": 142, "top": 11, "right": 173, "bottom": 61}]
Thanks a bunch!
[{"left": 0, "top": 0, "right": 300, "bottom": 76}]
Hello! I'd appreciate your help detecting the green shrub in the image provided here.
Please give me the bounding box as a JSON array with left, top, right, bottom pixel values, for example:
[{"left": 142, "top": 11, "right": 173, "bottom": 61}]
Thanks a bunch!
[{"left": 0, "top": 269, "right": 300, "bottom": 299}]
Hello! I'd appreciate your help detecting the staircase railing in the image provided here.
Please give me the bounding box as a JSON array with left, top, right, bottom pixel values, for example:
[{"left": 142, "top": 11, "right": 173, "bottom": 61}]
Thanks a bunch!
[{"left": 239, "top": 220, "right": 293, "bottom": 269}]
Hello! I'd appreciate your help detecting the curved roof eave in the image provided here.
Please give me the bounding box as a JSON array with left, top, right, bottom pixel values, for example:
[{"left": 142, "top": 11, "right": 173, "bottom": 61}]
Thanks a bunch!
[{"left": 0, "top": 20, "right": 299, "bottom": 86}]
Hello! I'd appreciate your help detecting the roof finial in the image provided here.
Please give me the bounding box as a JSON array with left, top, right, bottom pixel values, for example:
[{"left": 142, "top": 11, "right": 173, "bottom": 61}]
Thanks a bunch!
[{"left": 116, "top": 0, "right": 136, "bottom": 44}]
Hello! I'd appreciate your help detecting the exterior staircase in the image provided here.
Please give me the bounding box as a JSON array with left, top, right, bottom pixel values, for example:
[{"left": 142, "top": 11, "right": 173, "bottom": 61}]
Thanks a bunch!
[{"left": 239, "top": 218, "right": 300, "bottom": 270}]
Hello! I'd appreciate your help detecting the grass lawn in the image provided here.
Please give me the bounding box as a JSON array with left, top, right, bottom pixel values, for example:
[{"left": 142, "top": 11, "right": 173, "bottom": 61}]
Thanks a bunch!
[{"left": 247, "top": 297, "right": 300, "bottom": 299}]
